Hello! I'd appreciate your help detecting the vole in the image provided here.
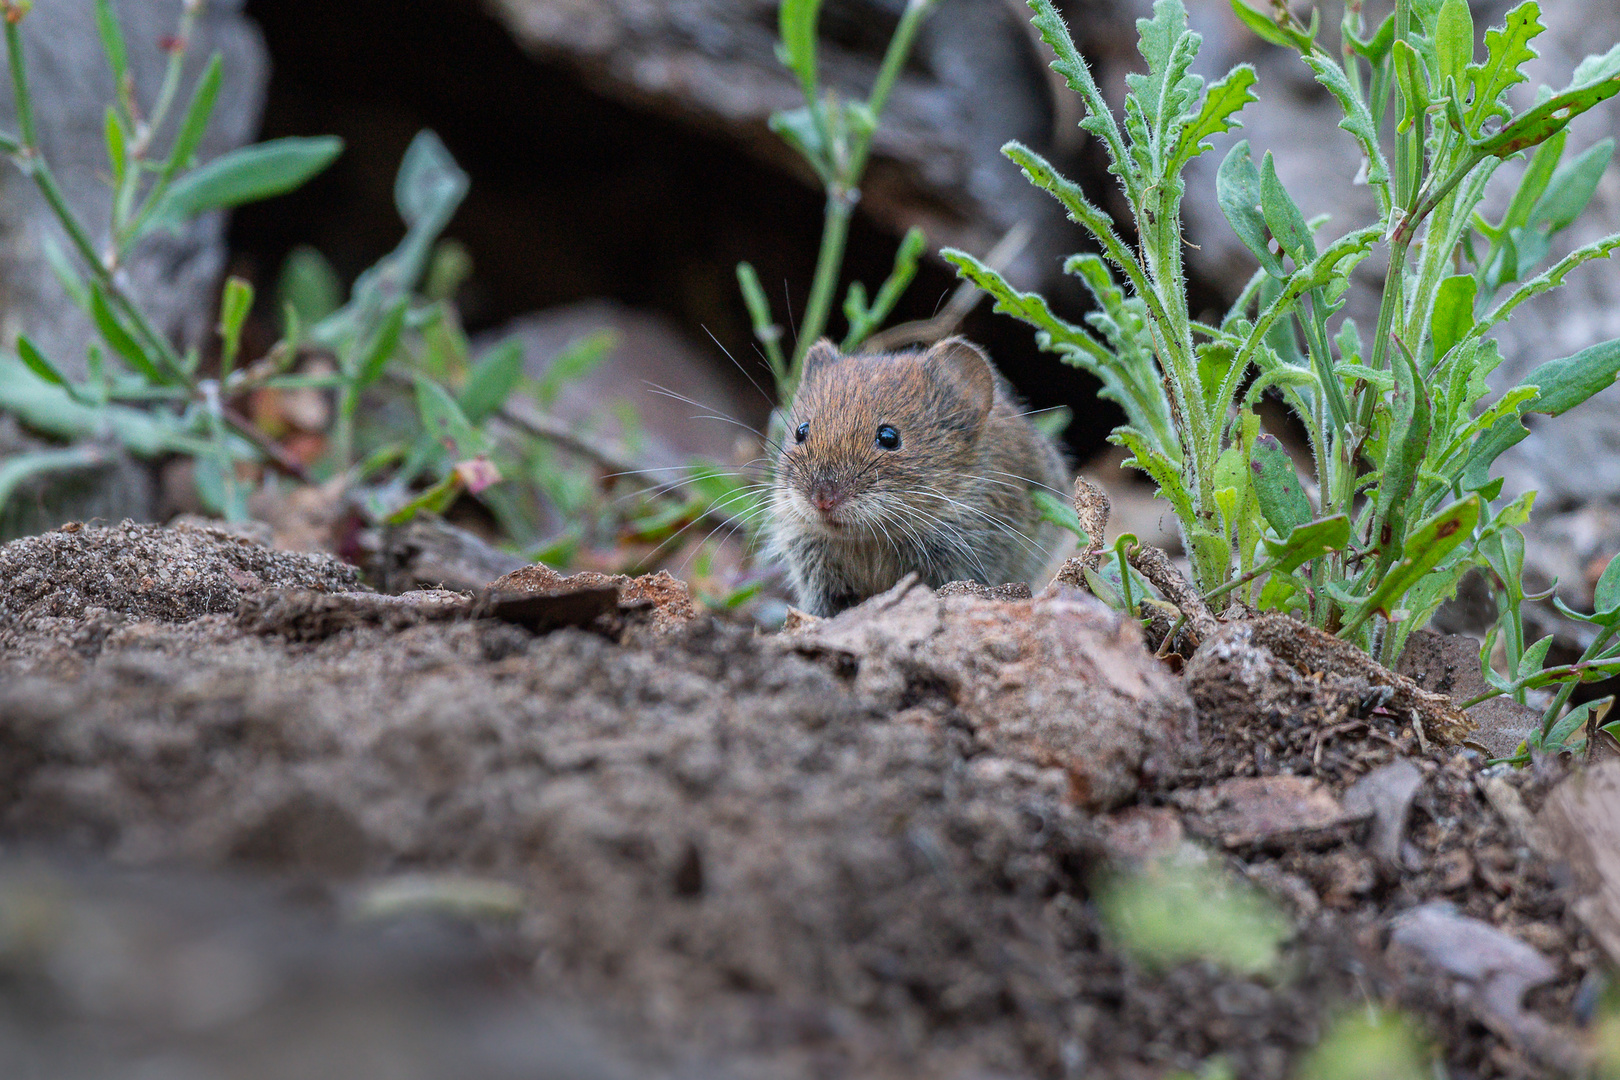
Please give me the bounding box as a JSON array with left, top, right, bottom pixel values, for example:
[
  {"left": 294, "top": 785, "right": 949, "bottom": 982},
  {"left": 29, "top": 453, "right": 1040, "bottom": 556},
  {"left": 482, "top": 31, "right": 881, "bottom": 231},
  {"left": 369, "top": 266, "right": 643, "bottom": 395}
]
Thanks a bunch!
[{"left": 768, "top": 337, "right": 1071, "bottom": 617}]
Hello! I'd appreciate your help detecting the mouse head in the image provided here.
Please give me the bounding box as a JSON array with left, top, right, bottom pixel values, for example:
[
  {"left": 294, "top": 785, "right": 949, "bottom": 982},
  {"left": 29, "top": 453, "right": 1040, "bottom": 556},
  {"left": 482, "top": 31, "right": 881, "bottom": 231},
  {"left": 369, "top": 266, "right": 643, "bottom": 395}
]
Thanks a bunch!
[{"left": 773, "top": 337, "right": 996, "bottom": 534}]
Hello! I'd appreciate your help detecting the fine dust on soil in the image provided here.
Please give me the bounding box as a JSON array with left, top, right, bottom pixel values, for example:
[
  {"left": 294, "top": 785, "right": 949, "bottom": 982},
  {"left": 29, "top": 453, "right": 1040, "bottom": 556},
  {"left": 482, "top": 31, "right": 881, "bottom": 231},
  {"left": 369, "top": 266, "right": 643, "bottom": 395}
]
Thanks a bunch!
[{"left": 0, "top": 522, "right": 1601, "bottom": 1079}]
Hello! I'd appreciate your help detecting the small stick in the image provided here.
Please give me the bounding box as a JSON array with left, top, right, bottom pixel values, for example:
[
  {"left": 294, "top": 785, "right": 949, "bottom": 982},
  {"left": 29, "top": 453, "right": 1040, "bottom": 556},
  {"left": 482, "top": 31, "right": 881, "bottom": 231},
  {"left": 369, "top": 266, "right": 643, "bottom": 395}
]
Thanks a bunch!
[{"left": 1127, "top": 543, "right": 1218, "bottom": 646}]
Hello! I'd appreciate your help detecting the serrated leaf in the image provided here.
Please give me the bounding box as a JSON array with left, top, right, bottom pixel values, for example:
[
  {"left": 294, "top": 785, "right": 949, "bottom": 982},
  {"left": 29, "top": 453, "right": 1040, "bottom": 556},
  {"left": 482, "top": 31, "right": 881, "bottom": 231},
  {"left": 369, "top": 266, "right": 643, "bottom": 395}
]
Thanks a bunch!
[
  {"left": 1468, "top": 1, "right": 1544, "bottom": 131},
  {"left": 1124, "top": 0, "right": 1204, "bottom": 180},
  {"left": 1250, "top": 434, "right": 1312, "bottom": 537},
  {"left": 1114, "top": 427, "right": 1196, "bottom": 525},
  {"left": 1170, "top": 64, "right": 1257, "bottom": 174},
  {"left": 1479, "top": 232, "right": 1620, "bottom": 335},
  {"left": 1027, "top": 0, "right": 1134, "bottom": 198},
  {"left": 1479, "top": 72, "right": 1620, "bottom": 158},
  {"left": 943, "top": 247, "right": 1110, "bottom": 364},
  {"left": 1302, "top": 54, "right": 1392, "bottom": 201}
]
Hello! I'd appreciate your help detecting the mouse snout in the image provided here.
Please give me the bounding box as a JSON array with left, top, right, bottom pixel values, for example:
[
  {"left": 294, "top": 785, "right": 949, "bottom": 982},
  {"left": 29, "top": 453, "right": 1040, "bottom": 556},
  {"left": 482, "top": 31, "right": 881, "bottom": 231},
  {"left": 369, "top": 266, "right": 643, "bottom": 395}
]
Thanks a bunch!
[{"left": 808, "top": 480, "right": 847, "bottom": 515}]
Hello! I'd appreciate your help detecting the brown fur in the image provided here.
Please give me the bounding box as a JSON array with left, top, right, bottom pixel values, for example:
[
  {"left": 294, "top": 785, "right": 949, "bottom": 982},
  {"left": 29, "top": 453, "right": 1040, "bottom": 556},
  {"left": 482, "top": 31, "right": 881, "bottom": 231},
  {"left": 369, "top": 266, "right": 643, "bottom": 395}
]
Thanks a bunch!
[{"left": 768, "top": 337, "right": 1071, "bottom": 616}]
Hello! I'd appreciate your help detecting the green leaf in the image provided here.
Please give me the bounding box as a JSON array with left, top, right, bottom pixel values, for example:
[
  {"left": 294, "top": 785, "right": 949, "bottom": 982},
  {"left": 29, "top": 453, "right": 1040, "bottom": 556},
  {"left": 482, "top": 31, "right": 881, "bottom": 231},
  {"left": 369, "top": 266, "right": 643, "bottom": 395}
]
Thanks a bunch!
[
  {"left": 1114, "top": 427, "right": 1197, "bottom": 526},
  {"left": 1340, "top": 495, "right": 1482, "bottom": 637},
  {"left": 1263, "top": 514, "right": 1352, "bottom": 574},
  {"left": 277, "top": 245, "right": 343, "bottom": 331},
  {"left": 1479, "top": 70, "right": 1620, "bottom": 158},
  {"left": 767, "top": 106, "right": 828, "bottom": 177},
  {"left": 777, "top": 0, "right": 821, "bottom": 99},
  {"left": 1430, "top": 274, "right": 1477, "bottom": 364},
  {"left": 1544, "top": 698, "right": 1605, "bottom": 749},
  {"left": 103, "top": 106, "right": 126, "bottom": 186},
  {"left": 943, "top": 247, "right": 1111, "bottom": 365},
  {"left": 1170, "top": 64, "right": 1258, "bottom": 175},
  {"left": 1032, "top": 488, "right": 1090, "bottom": 544},
  {"left": 218, "top": 275, "right": 253, "bottom": 377},
  {"left": 1259, "top": 151, "right": 1315, "bottom": 262},
  {"left": 14, "top": 335, "right": 67, "bottom": 387},
  {"left": 415, "top": 375, "right": 491, "bottom": 460},
  {"left": 1532, "top": 138, "right": 1615, "bottom": 234},
  {"left": 89, "top": 283, "right": 165, "bottom": 384},
  {"left": 536, "top": 330, "right": 615, "bottom": 408},
  {"left": 459, "top": 337, "right": 525, "bottom": 424},
  {"left": 1595, "top": 552, "right": 1620, "bottom": 615},
  {"left": 94, "top": 0, "right": 128, "bottom": 101},
  {"left": 354, "top": 298, "right": 408, "bottom": 390},
  {"left": 1228, "top": 0, "right": 1313, "bottom": 51},
  {"left": 150, "top": 136, "right": 344, "bottom": 231},
  {"left": 1347, "top": 12, "right": 1396, "bottom": 62},
  {"left": 1434, "top": 0, "right": 1474, "bottom": 87},
  {"left": 1250, "top": 434, "right": 1312, "bottom": 537},
  {"left": 1301, "top": 54, "right": 1392, "bottom": 202},
  {"left": 1373, "top": 339, "right": 1432, "bottom": 551},
  {"left": 1026, "top": 0, "right": 1134, "bottom": 198},
  {"left": 1516, "top": 336, "right": 1620, "bottom": 416},
  {"left": 160, "top": 52, "right": 222, "bottom": 184},
  {"left": 1468, "top": 1, "right": 1544, "bottom": 131},
  {"left": 1217, "top": 141, "right": 1285, "bottom": 277},
  {"left": 1392, "top": 40, "right": 1430, "bottom": 136}
]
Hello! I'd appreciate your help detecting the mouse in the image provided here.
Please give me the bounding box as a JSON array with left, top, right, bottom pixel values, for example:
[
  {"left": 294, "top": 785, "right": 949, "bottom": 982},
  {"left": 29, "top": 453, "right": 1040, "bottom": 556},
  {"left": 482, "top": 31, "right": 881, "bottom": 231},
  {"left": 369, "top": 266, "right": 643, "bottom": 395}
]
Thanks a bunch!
[{"left": 767, "top": 336, "right": 1071, "bottom": 617}]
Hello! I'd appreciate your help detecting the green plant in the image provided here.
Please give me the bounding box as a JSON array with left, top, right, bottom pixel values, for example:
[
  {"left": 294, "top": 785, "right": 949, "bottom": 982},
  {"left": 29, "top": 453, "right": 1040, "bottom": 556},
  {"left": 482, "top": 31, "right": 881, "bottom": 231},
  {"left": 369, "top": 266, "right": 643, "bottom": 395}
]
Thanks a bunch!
[
  {"left": 0, "top": 0, "right": 341, "bottom": 520},
  {"left": 736, "top": 0, "right": 940, "bottom": 401},
  {"left": 948, "top": 0, "right": 1620, "bottom": 675}
]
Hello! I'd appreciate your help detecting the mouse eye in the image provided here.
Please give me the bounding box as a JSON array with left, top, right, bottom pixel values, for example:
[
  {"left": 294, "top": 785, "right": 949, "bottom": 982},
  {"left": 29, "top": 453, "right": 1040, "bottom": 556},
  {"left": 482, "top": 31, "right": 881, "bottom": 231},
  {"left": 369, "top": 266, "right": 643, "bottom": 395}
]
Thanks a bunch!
[
  {"left": 875, "top": 424, "right": 901, "bottom": 451},
  {"left": 795, "top": 421, "right": 810, "bottom": 443}
]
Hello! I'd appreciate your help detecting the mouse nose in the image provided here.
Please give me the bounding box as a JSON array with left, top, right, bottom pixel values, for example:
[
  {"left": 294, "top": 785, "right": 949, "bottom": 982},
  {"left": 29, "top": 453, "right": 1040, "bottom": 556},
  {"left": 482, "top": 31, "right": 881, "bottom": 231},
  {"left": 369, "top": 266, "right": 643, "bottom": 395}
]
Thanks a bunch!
[{"left": 809, "top": 482, "right": 845, "bottom": 515}]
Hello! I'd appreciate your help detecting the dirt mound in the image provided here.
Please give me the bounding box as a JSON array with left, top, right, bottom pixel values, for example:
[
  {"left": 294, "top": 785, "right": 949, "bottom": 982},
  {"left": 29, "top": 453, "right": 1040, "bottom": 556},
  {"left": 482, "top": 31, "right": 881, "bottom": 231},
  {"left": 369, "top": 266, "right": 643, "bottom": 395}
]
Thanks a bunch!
[{"left": 0, "top": 524, "right": 1600, "bottom": 1078}]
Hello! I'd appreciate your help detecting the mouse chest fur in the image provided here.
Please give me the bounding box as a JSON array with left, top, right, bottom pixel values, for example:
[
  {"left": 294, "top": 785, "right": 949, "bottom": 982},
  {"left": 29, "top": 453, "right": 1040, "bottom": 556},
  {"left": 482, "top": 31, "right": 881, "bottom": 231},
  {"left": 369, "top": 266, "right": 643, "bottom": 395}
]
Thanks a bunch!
[{"left": 767, "top": 338, "right": 1069, "bottom": 617}]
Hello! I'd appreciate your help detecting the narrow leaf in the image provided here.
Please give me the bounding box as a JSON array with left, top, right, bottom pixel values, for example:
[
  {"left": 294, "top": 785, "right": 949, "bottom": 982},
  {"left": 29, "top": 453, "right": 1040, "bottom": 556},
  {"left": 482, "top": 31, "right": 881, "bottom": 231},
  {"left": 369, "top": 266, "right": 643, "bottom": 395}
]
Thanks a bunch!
[
  {"left": 1217, "top": 141, "right": 1285, "bottom": 277},
  {"left": 1263, "top": 514, "right": 1352, "bottom": 574},
  {"left": 354, "top": 298, "right": 408, "bottom": 390},
  {"left": 149, "top": 136, "right": 344, "bottom": 231},
  {"left": 90, "top": 283, "right": 165, "bottom": 383},
  {"left": 1594, "top": 551, "right": 1620, "bottom": 616},
  {"left": 1430, "top": 274, "right": 1477, "bottom": 365},
  {"left": 161, "top": 52, "right": 222, "bottom": 183},
  {"left": 15, "top": 335, "right": 67, "bottom": 387}
]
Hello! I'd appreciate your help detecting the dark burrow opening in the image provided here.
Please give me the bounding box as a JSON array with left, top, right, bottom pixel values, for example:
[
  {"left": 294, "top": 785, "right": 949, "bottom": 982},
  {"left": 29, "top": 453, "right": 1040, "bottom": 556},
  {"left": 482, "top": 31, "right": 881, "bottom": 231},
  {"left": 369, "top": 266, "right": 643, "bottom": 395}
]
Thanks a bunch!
[{"left": 227, "top": 0, "right": 1136, "bottom": 461}]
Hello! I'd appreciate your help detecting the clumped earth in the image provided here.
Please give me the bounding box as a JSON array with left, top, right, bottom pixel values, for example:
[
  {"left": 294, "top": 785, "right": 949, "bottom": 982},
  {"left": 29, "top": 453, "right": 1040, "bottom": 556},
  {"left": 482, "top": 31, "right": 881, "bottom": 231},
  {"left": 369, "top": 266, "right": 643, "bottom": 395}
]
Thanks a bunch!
[{"left": 0, "top": 521, "right": 1607, "bottom": 1079}]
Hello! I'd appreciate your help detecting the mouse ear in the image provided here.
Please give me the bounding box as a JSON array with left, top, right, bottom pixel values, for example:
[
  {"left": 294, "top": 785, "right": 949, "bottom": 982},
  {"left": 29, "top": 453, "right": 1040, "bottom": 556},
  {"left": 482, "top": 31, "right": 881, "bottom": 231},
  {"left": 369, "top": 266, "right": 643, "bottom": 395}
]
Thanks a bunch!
[
  {"left": 923, "top": 337, "right": 995, "bottom": 419},
  {"left": 800, "top": 339, "right": 840, "bottom": 385}
]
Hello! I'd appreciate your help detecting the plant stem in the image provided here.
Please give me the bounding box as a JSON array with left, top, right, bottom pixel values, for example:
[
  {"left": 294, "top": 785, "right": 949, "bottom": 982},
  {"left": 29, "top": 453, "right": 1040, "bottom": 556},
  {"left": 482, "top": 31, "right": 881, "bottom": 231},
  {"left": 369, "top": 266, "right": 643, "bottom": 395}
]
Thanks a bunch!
[{"left": 785, "top": 0, "right": 941, "bottom": 389}]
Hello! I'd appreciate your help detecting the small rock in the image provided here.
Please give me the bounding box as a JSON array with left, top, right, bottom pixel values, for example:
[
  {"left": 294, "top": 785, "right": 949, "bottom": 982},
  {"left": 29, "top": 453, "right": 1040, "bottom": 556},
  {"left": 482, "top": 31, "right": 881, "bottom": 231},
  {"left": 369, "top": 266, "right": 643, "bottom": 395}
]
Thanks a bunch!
[
  {"left": 786, "top": 578, "right": 1197, "bottom": 810},
  {"left": 1343, "top": 760, "right": 1424, "bottom": 871}
]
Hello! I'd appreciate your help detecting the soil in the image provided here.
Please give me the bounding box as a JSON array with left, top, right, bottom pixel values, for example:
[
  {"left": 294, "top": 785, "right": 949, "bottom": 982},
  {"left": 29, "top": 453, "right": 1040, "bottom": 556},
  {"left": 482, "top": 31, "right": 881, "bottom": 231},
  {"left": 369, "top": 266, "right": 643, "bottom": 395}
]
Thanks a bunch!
[{"left": 0, "top": 521, "right": 1605, "bottom": 1079}]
